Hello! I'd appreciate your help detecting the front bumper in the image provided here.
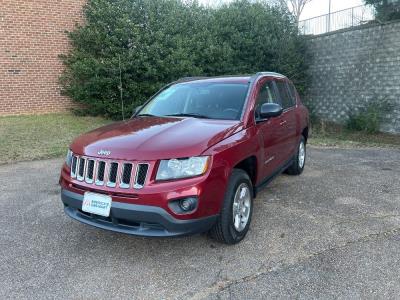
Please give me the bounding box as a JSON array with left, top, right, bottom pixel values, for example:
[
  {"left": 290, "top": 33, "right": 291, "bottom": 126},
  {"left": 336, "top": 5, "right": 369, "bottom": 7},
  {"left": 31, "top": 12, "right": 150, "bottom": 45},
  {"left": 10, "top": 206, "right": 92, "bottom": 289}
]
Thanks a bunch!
[{"left": 61, "top": 189, "right": 217, "bottom": 237}]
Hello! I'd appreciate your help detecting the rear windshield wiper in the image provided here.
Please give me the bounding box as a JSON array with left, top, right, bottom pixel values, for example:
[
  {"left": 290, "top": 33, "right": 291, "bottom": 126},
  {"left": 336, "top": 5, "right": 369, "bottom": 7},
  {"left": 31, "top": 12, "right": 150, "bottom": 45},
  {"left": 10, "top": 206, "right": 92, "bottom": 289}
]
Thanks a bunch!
[{"left": 166, "top": 113, "right": 209, "bottom": 119}]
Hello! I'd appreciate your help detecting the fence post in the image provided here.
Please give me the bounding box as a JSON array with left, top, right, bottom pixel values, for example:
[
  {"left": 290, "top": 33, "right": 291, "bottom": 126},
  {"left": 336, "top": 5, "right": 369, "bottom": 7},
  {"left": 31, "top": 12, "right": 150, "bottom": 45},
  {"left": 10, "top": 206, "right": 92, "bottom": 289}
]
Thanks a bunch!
[
  {"left": 327, "top": 14, "right": 330, "bottom": 32},
  {"left": 351, "top": 7, "right": 354, "bottom": 27},
  {"left": 328, "top": 0, "right": 331, "bottom": 32}
]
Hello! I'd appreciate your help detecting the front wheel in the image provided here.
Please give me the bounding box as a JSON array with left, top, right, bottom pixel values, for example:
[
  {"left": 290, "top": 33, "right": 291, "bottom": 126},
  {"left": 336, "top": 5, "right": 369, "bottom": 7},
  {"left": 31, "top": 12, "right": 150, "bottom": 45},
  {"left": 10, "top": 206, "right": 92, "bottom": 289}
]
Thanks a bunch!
[
  {"left": 209, "top": 169, "right": 253, "bottom": 244},
  {"left": 286, "top": 136, "right": 306, "bottom": 175}
]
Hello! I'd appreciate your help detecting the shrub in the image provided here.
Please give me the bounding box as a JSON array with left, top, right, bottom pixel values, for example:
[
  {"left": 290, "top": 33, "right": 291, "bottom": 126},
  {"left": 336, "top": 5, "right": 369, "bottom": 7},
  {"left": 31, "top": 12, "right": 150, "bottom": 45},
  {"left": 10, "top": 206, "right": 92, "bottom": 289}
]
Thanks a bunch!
[
  {"left": 60, "top": 0, "right": 308, "bottom": 119},
  {"left": 346, "top": 99, "right": 393, "bottom": 133}
]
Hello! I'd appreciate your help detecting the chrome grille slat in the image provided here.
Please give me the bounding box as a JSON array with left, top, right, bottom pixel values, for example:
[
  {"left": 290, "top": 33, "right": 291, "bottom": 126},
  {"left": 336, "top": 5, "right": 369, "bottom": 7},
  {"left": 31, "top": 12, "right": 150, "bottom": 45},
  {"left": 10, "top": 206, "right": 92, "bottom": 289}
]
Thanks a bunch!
[
  {"left": 85, "top": 159, "right": 95, "bottom": 183},
  {"left": 71, "top": 156, "right": 78, "bottom": 178},
  {"left": 96, "top": 161, "right": 106, "bottom": 185},
  {"left": 106, "top": 162, "right": 119, "bottom": 187},
  {"left": 69, "top": 155, "right": 149, "bottom": 189},
  {"left": 120, "top": 163, "right": 133, "bottom": 189},
  {"left": 77, "top": 157, "right": 86, "bottom": 181},
  {"left": 134, "top": 163, "right": 149, "bottom": 189}
]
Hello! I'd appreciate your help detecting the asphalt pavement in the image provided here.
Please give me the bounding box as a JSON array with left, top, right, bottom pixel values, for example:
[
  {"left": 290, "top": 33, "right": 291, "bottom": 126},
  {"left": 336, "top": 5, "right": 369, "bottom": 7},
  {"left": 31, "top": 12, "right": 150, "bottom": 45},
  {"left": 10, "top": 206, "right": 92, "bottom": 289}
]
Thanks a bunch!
[{"left": 1, "top": 147, "right": 400, "bottom": 299}]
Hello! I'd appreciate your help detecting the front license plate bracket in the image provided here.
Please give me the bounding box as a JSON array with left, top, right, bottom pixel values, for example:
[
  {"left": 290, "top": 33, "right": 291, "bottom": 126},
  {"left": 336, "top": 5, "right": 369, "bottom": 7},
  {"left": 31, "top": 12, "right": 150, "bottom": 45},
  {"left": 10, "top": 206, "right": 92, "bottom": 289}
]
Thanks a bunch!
[{"left": 82, "top": 192, "right": 112, "bottom": 217}]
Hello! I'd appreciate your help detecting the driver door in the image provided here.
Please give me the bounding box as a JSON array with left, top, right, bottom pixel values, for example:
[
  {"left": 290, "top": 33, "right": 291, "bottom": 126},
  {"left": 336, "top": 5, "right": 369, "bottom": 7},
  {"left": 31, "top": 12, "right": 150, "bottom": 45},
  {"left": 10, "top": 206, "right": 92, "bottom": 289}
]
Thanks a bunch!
[{"left": 254, "top": 79, "right": 286, "bottom": 180}]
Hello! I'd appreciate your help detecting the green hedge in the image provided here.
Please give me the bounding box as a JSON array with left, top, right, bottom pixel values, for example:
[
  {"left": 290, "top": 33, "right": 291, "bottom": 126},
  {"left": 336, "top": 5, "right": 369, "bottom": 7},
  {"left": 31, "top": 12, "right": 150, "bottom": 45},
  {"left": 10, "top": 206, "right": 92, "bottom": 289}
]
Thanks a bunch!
[
  {"left": 364, "top": 0, "right": 400, "bottom": 21},
  {"left": 60, "top": 0, "right": 308, "bottom": 119}
]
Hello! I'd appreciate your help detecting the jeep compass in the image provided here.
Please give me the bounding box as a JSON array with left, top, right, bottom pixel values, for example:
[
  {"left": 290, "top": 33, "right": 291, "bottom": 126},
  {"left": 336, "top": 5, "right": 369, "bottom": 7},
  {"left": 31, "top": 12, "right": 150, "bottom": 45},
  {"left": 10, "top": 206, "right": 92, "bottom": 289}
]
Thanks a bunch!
[{"left": 59, "top": 72, "right": 309, "bottom": 244}]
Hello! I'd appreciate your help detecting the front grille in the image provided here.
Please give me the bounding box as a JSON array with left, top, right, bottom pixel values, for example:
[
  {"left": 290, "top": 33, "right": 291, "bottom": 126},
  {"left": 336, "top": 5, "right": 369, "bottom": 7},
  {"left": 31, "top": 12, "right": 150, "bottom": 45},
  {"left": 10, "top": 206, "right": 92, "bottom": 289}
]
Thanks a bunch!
[{"left": 70, "top": 155, "right": 149, "bottom": 189}]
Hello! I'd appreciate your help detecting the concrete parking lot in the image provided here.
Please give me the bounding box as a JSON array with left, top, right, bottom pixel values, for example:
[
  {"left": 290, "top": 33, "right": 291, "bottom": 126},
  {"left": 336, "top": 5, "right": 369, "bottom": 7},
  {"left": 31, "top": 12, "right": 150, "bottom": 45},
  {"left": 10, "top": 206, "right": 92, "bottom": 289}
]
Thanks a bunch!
[{"left": 1, "top": 147, "right": 400, "bottom": 299}]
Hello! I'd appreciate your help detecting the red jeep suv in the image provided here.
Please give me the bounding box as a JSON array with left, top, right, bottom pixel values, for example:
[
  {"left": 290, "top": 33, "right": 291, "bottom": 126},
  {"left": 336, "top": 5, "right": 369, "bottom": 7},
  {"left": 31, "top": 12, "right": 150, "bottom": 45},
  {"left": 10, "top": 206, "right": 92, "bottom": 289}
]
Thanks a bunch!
[{"left": 60, "top": 72, "right": 309, "bottom": 244}]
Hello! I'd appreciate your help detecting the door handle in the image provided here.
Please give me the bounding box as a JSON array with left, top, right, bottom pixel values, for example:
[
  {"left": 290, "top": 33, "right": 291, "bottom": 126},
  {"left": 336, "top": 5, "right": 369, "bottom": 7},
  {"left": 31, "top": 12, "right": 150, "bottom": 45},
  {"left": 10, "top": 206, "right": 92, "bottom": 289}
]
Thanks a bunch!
[{"left": 279, "top": 120, "right": 287, "bottom": 126}]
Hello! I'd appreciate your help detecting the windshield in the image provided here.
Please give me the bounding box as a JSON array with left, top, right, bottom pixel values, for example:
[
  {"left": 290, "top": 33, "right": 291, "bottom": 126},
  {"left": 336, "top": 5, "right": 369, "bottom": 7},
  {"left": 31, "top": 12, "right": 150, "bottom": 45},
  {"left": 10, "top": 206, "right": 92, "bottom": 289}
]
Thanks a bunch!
[{"left": 138, "top": 82, "right": 249, "bottom": 120}]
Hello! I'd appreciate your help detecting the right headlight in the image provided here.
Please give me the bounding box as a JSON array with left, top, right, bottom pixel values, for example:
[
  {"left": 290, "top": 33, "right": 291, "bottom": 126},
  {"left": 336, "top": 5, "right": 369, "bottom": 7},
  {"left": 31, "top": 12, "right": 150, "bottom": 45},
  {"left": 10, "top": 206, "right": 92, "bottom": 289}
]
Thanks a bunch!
[{"left": 156, "top": 156, "right": 210, "bottom": 181}]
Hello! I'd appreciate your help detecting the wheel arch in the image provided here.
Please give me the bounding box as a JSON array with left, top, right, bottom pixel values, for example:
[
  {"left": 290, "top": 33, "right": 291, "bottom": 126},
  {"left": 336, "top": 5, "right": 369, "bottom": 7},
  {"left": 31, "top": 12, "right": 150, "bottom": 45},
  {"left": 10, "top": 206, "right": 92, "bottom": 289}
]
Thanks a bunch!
[
  {"left": 302, "top": 126, "right": 309, "bottom": 143},
  {"left": 233, "top": 155, "right": 258, "bottom": 197}
]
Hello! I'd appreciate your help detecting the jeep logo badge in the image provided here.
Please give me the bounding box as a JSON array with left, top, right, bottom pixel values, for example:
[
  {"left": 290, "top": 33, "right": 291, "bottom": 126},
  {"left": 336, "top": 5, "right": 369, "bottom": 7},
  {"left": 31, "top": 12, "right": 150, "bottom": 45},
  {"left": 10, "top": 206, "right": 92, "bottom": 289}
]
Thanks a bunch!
[{"left": 98, "top": 149, "right": 111, "bottom": 156}]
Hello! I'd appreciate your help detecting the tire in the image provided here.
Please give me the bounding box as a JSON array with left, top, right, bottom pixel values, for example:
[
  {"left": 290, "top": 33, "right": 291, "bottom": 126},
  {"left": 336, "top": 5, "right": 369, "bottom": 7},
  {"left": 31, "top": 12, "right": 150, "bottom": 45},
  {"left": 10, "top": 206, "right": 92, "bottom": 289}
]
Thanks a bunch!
[
  {"left": 286, "top": 135, "right": 306, "bottom": 175},
  {"left": 209, "top": 169, "right": 253, "bottom": 244}
]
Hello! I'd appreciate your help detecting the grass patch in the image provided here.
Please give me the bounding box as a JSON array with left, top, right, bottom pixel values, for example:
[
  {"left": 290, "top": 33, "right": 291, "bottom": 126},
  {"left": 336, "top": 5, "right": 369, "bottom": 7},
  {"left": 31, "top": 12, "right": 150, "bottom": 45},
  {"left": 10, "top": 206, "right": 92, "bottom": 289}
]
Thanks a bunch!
[
  {"left": 0, "top": 113, "right": 398, "bottom": 165},
  {"left": 309, "top": 122, "right": 400, "bottom": 148},
  {"left": 0, "top": 113, "right": 110, "bottom": 164}
]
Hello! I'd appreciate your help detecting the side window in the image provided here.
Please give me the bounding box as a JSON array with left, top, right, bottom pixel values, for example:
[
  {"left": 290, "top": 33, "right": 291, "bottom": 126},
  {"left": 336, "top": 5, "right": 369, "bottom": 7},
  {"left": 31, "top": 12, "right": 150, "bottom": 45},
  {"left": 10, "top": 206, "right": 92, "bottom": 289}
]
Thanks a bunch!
[
  {"left": 275, "top": 80, "right": 294, "bottom": 109},
  {"left": 255, "top": 81, "right": 278, "bottom": 119},
  {"left": 287, "top": 81, "right": 298, "bottom": 105}
]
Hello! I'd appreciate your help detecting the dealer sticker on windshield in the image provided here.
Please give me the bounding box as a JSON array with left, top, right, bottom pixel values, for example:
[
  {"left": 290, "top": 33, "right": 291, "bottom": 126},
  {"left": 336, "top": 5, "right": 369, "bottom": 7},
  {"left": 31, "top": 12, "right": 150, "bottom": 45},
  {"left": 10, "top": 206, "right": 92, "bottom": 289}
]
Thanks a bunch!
[{"left": 82, "top": 192, "right": 112, "bottom": 217}]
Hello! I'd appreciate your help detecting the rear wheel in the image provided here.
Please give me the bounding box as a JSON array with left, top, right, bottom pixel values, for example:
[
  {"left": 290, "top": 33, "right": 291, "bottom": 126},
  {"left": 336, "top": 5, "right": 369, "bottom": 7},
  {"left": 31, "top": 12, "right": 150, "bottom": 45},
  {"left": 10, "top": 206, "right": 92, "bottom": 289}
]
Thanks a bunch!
[
  {"left": 209, "top": 169, "right": 253, "bottom": 244},
  {"left": 286, "top": 136, "right": 306, "bottom": 175}
]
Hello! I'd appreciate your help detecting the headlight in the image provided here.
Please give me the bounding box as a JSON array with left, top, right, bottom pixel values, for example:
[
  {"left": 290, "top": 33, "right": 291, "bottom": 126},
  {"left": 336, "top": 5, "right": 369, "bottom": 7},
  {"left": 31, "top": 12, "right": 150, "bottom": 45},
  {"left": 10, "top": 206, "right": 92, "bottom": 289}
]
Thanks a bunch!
[
  {"left": 156, "top": 156, "right": 210, "bottom": 181},
  {"left": 65, "top": 149, "right": 73, "bottom": 167}
]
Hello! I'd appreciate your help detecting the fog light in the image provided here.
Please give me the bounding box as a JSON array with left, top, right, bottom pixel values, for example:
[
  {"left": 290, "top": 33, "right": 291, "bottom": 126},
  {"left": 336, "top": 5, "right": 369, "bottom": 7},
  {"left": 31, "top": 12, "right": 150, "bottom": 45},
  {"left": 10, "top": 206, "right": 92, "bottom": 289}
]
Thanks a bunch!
[
  {"left": 180, "top": 198, "right": 197, "bottom": 212},
  {"left": 169, "top": 197, "right": 198, "bottom": 214}
]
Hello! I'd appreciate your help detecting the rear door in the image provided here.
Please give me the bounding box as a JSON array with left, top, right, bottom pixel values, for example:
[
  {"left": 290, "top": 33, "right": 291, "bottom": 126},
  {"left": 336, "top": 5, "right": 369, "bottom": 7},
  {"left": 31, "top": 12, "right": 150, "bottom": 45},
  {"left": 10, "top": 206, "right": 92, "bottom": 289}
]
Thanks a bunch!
[
  {"left": 254, "top": 78, "right": 286, "bottom": 179},
  {"left": 274, "top": 79, "right": 297, "bottom": 161}
]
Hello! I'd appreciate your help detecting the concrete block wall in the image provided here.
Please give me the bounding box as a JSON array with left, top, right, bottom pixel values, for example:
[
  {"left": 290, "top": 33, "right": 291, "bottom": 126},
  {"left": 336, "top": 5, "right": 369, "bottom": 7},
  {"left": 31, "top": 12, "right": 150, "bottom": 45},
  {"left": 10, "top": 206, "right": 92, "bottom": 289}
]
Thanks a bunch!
[{"left": 305, "top": 21, "right": 400, "bottom": 133}]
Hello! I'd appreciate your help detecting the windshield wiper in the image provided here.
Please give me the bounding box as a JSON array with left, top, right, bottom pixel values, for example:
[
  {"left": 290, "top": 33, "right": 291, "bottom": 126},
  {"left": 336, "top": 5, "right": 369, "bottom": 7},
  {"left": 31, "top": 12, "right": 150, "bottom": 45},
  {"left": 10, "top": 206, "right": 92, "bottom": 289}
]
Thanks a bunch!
[
  {"left": 137, "top": 113, "right": 158, "bottom": 117},
  {"left": 167, "top": 113, "right": 209, "bottom": 119}
]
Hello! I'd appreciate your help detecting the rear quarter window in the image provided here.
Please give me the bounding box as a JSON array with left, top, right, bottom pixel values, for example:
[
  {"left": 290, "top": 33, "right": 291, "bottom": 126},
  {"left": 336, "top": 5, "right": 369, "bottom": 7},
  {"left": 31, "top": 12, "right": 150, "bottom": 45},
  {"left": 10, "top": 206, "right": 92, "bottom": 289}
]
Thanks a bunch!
[
  {"left": 287, "top": 82, "right": 298, "bottom": 104},
  {"left": 275, "top": 80, "right": 295, "bottom": 109}
]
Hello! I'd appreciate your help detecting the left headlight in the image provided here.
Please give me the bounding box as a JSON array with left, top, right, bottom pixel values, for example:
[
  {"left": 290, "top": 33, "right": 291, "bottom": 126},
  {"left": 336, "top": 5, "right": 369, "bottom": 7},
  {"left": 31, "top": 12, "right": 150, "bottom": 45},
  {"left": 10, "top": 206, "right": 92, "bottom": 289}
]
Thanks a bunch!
[
  {"left": 65, "top": 149, "right": 73, "bottom": 167},
  {"left": 156, "top": 156, "right": 210, "bottom": 181}
]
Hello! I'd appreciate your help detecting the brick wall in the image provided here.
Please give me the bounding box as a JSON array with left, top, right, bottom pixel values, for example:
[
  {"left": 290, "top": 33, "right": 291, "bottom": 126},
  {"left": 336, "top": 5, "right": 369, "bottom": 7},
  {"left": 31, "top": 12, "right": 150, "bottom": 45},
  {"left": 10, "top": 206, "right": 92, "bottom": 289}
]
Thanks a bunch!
[
  {"left": 305, "top": 21, "right": 400, "bottom": 134},
  {"left": 0, "top": 0, "right": 86, "bottom": 116}
]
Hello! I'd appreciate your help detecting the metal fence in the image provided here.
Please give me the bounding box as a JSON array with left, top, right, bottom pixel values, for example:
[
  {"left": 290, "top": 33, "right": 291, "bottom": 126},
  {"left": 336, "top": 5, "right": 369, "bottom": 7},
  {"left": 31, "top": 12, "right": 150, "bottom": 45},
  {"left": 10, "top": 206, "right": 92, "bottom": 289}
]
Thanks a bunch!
[{"left": 299, "top": 5, "right": 376, "bottom": 35}]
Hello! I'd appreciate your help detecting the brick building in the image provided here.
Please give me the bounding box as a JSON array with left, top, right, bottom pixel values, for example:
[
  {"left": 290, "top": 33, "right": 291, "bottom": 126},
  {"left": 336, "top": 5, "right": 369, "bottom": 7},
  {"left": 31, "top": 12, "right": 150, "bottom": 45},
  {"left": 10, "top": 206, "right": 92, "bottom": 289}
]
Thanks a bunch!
[{"left": 0, "top": 0, "right": 85, "bottom": 116}]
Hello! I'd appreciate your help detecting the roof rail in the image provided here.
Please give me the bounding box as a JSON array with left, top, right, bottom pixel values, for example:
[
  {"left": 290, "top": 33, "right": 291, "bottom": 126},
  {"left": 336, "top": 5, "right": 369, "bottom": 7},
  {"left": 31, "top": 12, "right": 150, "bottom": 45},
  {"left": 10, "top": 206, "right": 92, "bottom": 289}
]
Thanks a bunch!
[
  {"left": 254, "top": 71, "right": 286, "bottom": 78},
  {"left": 248, "top": 71, "right": 286, "bottom": 84},
  {"left": 176, "top": 76, "right": 209, "bottom": 83},
  {"left": 177, "top": 72, "right": 285, "bottom": 84}
]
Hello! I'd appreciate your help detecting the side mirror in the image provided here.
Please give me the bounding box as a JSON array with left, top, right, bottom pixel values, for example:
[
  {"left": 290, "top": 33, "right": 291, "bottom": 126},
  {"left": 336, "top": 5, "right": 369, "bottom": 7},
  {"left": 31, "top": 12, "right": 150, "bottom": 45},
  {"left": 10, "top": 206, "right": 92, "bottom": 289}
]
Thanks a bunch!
[{"left": 259, "top": 103, "right": 283, "bottom": 119}]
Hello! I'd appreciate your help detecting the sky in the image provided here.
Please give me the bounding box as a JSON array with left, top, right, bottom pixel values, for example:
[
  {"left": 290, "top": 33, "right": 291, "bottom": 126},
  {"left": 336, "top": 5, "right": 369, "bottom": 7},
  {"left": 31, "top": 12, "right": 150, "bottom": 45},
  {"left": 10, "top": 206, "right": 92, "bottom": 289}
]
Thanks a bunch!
[
  {"left": 300, "top": 0, "right": 364, "bottom": 21},
  {"left": 199, "top": 0, "right": 366, "bottom": 21}
]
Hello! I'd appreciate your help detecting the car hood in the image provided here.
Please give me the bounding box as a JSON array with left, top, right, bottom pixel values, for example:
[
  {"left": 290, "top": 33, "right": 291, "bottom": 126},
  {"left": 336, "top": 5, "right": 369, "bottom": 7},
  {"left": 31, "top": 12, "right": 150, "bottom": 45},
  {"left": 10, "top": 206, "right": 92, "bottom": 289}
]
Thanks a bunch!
[{"left": 70, "top": 117, "right": 243, "bottom": 161}]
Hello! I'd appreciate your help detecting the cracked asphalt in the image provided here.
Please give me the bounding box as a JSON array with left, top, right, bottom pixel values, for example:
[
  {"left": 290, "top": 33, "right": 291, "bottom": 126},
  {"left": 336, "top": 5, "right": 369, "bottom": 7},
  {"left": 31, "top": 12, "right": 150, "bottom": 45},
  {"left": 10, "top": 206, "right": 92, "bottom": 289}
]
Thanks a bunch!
[{"left": 1, "top": 147, "right": 400, "bottom": 299}]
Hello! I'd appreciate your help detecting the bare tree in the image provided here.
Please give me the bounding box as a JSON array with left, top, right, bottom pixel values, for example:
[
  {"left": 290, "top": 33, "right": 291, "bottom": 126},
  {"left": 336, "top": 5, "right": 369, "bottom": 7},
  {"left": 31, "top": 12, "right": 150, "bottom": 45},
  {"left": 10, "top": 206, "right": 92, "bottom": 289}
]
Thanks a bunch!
[{"left": 278, "top": 0, "right": 313, "bottom": 23}]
